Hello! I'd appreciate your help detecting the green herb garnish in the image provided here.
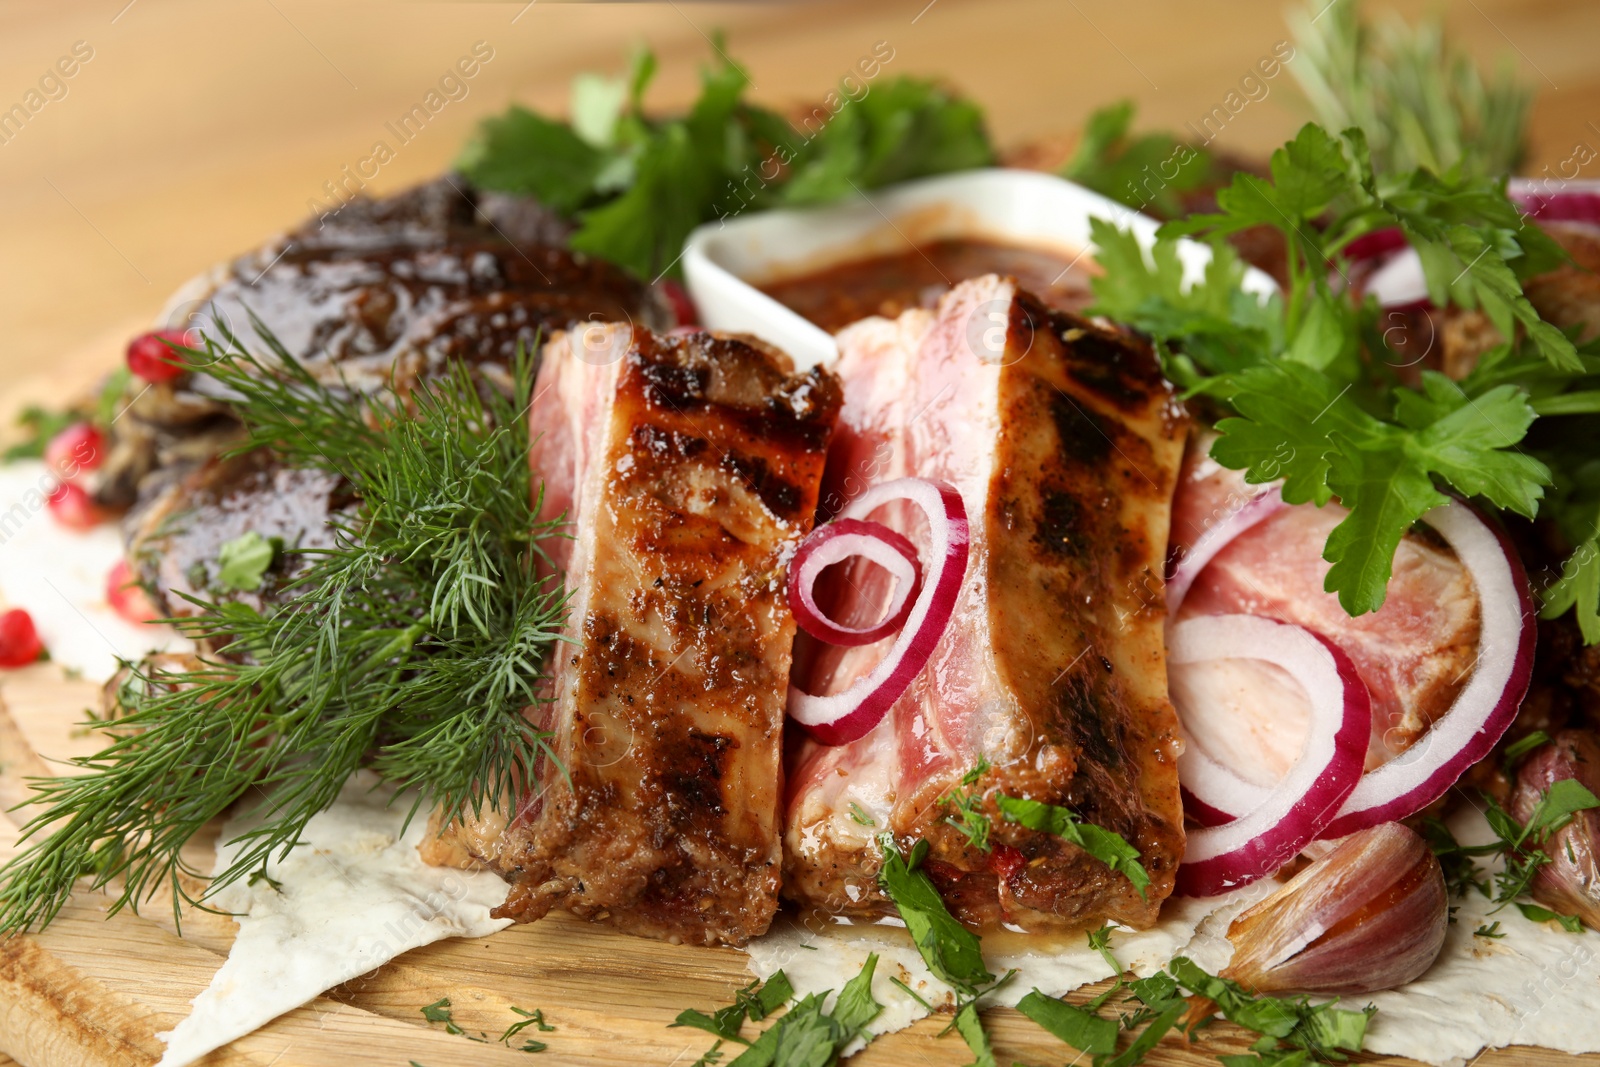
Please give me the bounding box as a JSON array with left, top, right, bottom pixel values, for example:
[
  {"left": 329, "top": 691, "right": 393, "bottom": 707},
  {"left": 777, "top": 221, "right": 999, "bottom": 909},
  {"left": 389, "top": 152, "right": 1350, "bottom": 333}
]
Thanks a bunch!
[
  {"left": 671, "top": 973, "right": 795, "bottom": 1044},
  {"left": 215, "top": 531, "right": 281, "bottom": 593},
  {"left": 687, "top": 956, "right": 881, "bottom": 1067},
  {"left": 1060, "top": 100, "right": 1216, "bottom": 218},
  {"left": 1090, "top": 118, "right": 1594, "bottom": 623},
  {"left": 995, "top": 793, "right": 1150, "bottom": 900},
  {"left": 940, "top": 756, "right": 992, "bottom": 851},
  {"left": 458, "top": 41, "right": 992, "bottom": 280},
  {"left": 876, "top": 835, "right": 994, "bottom": 996},
  {"left": 3, "top": 404, "right": 77, "bottom": 463},
  {"left": 0, "top": 323, "right": 567, "bottom": 934}
]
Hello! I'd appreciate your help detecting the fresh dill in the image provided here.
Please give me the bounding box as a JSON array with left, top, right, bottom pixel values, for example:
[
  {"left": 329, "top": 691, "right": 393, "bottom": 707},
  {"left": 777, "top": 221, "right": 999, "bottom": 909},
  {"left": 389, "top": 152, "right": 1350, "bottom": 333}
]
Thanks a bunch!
[
  {"left": 0, "top": 320, "right": 568, "bottom": 935},
  {"left": 1474, "top": 921, "right": 1505, "bottom": 939},
  {"left": 940, "top": 755, "right": 992, "bottom": 851}
]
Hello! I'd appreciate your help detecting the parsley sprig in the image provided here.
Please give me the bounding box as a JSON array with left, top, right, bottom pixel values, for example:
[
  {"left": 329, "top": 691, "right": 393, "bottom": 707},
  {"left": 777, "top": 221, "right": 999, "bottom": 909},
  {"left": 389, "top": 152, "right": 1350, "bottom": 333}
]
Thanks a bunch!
[
  {"left": 1090, "top": 121, "right": 1598, "bottom": 623},
  {"left": 672, "top": 963, "right": 882, "bottom": 1067},
  {"left": 458, "top": 41, "right": 992, "bottom": 280},
  {"left": 0, "top": 323, "right": 567, "bottom": 934}
]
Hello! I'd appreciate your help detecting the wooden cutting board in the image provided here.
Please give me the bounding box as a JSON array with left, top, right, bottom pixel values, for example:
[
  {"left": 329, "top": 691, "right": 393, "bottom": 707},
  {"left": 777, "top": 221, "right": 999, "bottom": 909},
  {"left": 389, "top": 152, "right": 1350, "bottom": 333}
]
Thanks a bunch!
[{"left": 0, "top": 644, "right": 1590, "bottom": 1067}]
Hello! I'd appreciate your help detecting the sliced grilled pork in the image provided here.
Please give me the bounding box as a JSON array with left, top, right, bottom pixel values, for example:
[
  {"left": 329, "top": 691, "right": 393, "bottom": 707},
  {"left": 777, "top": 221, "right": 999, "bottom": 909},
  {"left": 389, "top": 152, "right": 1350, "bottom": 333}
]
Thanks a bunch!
[
  {"left": 785, "top": 275, "right": 1189, "bottom": 931},
  {"left": 1170, "top": 443, "right": 1481, "bottom": 771},
  {"left": 430, "top": 325, "right": 840, "bottom": 947}
]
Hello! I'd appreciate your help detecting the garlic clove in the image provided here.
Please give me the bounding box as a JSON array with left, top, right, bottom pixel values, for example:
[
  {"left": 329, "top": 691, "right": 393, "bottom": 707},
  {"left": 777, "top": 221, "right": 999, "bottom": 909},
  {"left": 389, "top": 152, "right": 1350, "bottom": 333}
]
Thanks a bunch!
[
  {"left": 1510, "top": 729, "right": 1600, "bottom": 930},
  {"left": 1222, "top": 822, "right": 1447, "bottom": 996}
]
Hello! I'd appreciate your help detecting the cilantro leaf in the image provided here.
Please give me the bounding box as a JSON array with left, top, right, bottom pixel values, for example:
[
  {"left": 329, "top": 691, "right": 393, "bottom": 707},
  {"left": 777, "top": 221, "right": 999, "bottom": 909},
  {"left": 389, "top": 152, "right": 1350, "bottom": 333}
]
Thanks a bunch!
[
  {"left": 876, "top": 836, "right": 994, "bottom": 995},
  {"left": 994, "top": 794, "right": 1150, "bottom": 900},
  {"left": 456, "top": 107, "right": 608, "bottom": 214}
]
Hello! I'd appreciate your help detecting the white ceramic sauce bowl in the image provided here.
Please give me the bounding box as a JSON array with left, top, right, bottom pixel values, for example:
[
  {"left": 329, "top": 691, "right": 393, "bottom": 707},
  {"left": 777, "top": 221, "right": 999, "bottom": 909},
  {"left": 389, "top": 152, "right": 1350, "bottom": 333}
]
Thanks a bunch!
[{"left": 682, "top": 167, "right": 1277, "bottom": 370}]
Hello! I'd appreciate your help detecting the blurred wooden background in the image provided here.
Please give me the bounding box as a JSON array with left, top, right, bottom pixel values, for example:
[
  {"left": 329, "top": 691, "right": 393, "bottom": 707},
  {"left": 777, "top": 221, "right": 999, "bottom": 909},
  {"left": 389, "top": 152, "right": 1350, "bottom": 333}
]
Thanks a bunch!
[{"left": 0, "top": 0, "right": 1596, "bottom": 389}]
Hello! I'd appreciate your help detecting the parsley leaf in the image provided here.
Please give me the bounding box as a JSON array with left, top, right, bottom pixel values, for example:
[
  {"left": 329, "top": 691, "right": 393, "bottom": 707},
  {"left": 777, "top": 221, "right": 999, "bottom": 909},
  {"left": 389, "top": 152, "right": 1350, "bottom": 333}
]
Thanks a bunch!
[
  {"left": 952, "top": 1000, "right": 998, "bottom": 1067},
  {"left": 671, "top": 973, "right": 795, "bottom": 1044},
  {"left": 1513, "top": 902, "right": 1585, "bottom": 933},
  {"left": 994, "top": 794, "right": 1150, "bottom": 900},
  {"left": 215, "top": 531, "right": 281, "bottom": 593},
  {"left": 721, "top": 955, "right": 883, "bottom": 1067},
  {"left": 876, "top": 836, "right": 994, "bottom": 995},
  {"left": 1015, "top": 990, "right": 1119, "bottom": 1056},
  {"left": 3, "top": 404, "right": 77, "bottom": 463},
  {"left": 1059, "top": 101, "right": 1215, "bottom": 218}
]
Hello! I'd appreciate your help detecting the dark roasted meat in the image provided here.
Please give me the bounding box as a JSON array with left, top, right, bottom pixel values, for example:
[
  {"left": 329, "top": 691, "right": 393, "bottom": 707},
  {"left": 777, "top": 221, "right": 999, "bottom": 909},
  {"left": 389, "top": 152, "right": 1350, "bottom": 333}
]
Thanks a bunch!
[
  {"left": 784, "top": 274, "right": 1188, "bottom": 931},
  {"left": 427, "top": 325, "right": 840, "bottom": 946},
  {"left": 119, "top": 178, "right": 667, "bottom": 619}
]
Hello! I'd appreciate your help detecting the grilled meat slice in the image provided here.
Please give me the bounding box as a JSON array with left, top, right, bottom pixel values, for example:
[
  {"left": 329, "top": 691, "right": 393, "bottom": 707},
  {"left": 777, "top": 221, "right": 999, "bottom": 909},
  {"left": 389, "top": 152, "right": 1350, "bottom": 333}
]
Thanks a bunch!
[
  {"left": 785, "top": 275, "right": 1188, "bottom": 932},
  {"left": 431, "top": 325, "right": 840, "bottom": 947},
  {"left": 119, "top": 178, "right": 667, "bottom": 618}
]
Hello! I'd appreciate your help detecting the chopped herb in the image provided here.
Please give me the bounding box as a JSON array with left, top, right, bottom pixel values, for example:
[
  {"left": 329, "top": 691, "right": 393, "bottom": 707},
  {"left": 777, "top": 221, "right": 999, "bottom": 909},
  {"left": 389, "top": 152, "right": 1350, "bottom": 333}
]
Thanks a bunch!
[
  {"left": 420, "top": 997, "right": 486, "bottom": 1042},
  {"left": 215, "top": 531, "right": 281, "bottom": 593},
  {"left": 940, "top": 756, "right": 993, "bottom": 851},
  {"left": 246, "top": 869, "right": 283, "bottom": 893},
  {"left": 995, "top": 794, "right": 1150, "bottom": 899},
  {"left": 501, "top": 1006, "right": 555, "bottom": 1052},
  {"left": 888, "top": 976, "right": 932, "bottom": 1010},
  {"left": 876, "top": 835, "right": 994, "bottom": 996},
  {"left": 715, "top": 955, "right": 883, "bottom": 1067},
  {"left": 1167, "top": 956, "right": 1374, "bottom": 1059},
  {"left": 847, "top": 802, "right": 876, "bottom": 827},
  {"left": 3, "top": 404, "right": 77, "bottom": 463},
  {"left": 1502, "top": 731, "right": 1552, "bottom": 778},
  {"left": 1015, "top": 990, "right": 1119, "bottom": 1056},
  {"left": 952, "top": 1000, "right": 997, "bottom": 1067},
  {"left": 671, "top": 973, "right": 795, "bottom": 1044},
  {"left": 1475, "top": 922, "right": 1505, "bottom": 939},
  {"left": 1514, "top": 902, "right": 1585, "bottom": 933}
]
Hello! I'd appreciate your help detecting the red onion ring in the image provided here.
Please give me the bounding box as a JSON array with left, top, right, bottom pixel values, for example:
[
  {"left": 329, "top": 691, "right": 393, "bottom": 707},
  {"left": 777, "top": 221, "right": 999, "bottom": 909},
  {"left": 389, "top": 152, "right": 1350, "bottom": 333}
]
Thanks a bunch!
[
  {"left": 787, "top": 478, "right": 969, "bottom": 746},
  {"left": 1167, "top": 485, "right": 1285, "bottom": 614},
  {"left": 1318, "top": 499, "right": 1534, "bottom": 837},
  {"left": 787, "top": 518, "right": 923, "bottom": 647},
  {"left": 1509, "top": 178, "right": 1600, "bottom": 224},
  {"left": 1170, "top": 614, "right": 1371, "bottom": 897}
]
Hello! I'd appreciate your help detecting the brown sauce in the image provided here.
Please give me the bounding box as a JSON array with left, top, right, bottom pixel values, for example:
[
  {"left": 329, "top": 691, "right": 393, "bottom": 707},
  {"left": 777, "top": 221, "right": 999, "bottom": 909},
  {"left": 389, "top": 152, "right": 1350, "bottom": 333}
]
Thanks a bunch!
[{"left": 759, "top": 237, "right": 1095, "bottom": 333}]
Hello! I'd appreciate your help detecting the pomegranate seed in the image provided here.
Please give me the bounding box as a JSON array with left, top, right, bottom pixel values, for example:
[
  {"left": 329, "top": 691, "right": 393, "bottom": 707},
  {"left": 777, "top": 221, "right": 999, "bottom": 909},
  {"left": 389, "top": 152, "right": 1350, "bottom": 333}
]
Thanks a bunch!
[
  {"left": 0, "top": 609, "right": 44, "bottom": 668},
  {"left": 106, "top": 559, "right": 161, "bottom": 625},
  {"left": 126, "top": 329, "right": 193, "bottom": 383},
  {"left": 46, "top": 481, "right": 105, "bottom": 530},
  {"left": 658, "top": 279, "right": 699, "bottom": 327},
  {"left": 44, "top": 422, "right": 105, "bottom": 480}
]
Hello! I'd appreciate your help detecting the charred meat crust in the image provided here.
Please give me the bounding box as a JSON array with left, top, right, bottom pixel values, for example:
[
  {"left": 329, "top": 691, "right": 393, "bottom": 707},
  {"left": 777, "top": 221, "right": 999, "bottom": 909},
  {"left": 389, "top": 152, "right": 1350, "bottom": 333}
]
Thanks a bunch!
[
  {"left": 783, "top": 278, "right": 1187, "bottom": 932},
  {"left": 478, "top": 327, "right": 840, "bottom": 947}
]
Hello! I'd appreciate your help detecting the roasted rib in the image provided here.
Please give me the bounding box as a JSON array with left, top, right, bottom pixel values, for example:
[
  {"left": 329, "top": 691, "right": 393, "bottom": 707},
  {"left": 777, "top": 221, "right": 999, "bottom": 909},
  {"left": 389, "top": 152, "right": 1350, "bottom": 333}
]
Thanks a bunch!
[
  {"left": 429, "top": 325, "right": 840, "bottom": 946},
  {"left": 785, "top": 274, "right": 1188, "bottom": 931}
]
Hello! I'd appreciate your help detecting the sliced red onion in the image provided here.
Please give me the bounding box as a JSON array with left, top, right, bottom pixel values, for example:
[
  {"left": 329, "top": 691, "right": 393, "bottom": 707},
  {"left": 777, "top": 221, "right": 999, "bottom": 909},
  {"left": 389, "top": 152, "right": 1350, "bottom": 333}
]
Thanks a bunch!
[
  {"left": 1169, "top": 615, "right": 1371, "bottom": 897},
  {"left": 787, "top": 518, "right": 922, "bottom": 647},
  {"left": 1180, "top": 746, "right": 1269, "bottom": 828},
  {"left": 1363, "top": 247, "right": 1430, "bottom": 310},
  {"left": 1167, "top": 486, "right": 1285, "bottom": 614},
  {"left": 1319, "top": 499, "right": 1534, "bottom": 837},
  {"left": 1509, "top": 179, "right": 1600, "bottom": 224},
  {"left": 1342, "top": 227, "right": 1408, "bottom": 264},
  {"left": 787, "top": 478, "right": 969, "bottom": 746}
]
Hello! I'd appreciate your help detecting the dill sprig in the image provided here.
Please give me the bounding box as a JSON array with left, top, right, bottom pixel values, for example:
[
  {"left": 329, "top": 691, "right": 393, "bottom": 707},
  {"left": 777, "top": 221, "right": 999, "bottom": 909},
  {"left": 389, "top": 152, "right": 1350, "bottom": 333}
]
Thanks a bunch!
[
  {"left": 1290, "top": 0, "right": 1531, "bottom": 179},
  {"left": 0, "top": 319, "right": 568, "bottom": 934}
]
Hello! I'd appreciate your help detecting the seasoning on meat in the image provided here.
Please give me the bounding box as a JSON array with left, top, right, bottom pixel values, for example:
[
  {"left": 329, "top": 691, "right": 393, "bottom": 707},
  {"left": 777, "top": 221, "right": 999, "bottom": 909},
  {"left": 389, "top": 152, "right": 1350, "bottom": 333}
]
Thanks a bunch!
[
  {"left": 784, "top": 274, "right": 1189, "bottom": 931},
  {"left": 426, "top": 325, "right": 840, "bottom": 947}
]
